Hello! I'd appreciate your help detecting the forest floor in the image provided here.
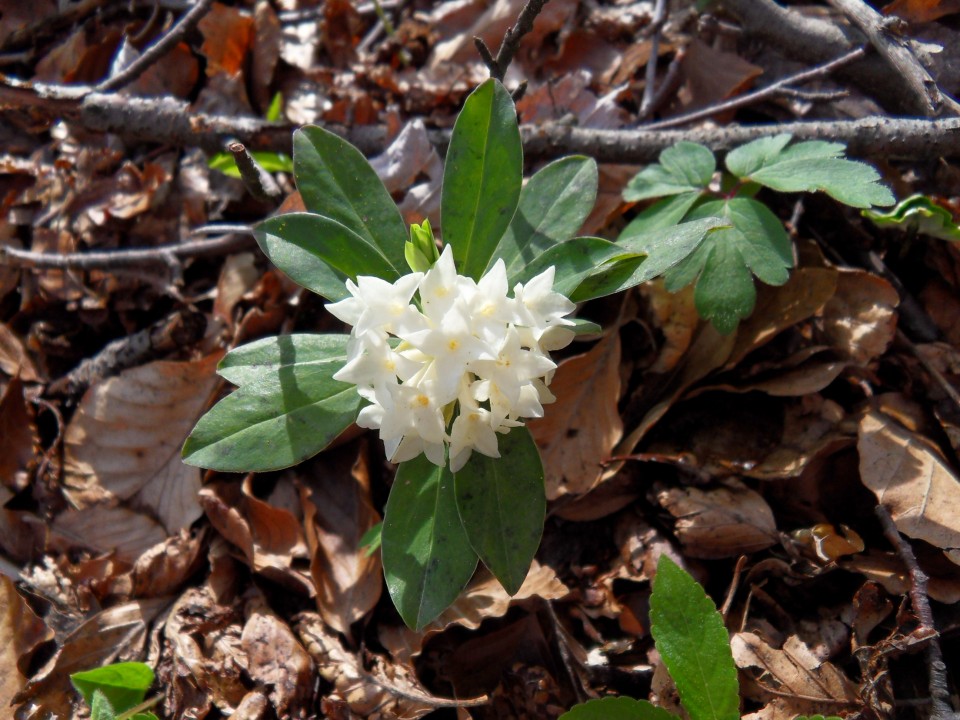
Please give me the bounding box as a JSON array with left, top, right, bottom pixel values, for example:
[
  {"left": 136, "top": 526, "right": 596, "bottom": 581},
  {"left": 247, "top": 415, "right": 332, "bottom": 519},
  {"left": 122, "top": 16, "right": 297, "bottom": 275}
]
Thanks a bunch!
[{"left": 1, "top": 0, "right": 960, "bottom": 718}]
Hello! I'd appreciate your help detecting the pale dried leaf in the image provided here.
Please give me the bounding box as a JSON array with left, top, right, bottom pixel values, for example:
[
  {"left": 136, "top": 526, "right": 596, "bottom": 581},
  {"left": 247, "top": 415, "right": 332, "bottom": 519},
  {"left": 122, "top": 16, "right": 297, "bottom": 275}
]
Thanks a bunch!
[
  {"left": 657, "top": 479, "right": 778, "bottom": 558},
  {"left": 301, "top": 448, "right": 382, "bottom": 635},
  {"left": 1, "top": 576, "right": 51, "bottom": 713},
  {"left": 51, "top": 505, "right": 167, "bottom": 564},
  {"left": 819, "top": 270, "right": 899, "bottom": 365},
  {"left": 130, "top": 530, "right": 206, "bottom": 597},
  {"left": 859, "top": 409, "right": 960, "bottom": 557},
  {"left": 213, "top": 252, "right": 260, "bottom": 327},
  {"left": 0, "top": 324, "right": 39, "bottom": 382},
  {"left": 371, "top": 119, "right": 443, "bottom": 195},
  {"left": 530, "top": 333, "right": 622, "bottom": 500},
  {"left": 63, "top": 354, "right": 221, "bottom": 533},
  {"left": 842, "top": 550, "right": 960, "bottom": 603}
]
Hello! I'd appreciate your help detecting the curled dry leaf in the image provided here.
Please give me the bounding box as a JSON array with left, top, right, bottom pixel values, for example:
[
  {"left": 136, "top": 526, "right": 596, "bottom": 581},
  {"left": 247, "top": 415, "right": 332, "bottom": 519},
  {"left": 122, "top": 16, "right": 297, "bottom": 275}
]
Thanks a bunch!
[
  {"left": 63, "top": 353, "right": 222, "bottom": 534},
  {"left": 300, "top": 446, "right": 382, "bottom": 635},
  {"left": 529, "top": 332, "right": 623, "bottom": 500},
  {"left": 656, "top": 478, "right": 778, "bottom": 558},
  {"left": 819, "top": 270, "right": 899, "bottom": 365},
  {"left": 0, "top": 576, "right": 52, "bottom": 713},
  {"left": 0, "top": 377, "right": 38, "bottom": 491},
  {"left": 130, "top": 529, "right": 207, "bottom": 598},
  {"left": 732, "top": 632, "right": 858, "bottom": 720},
  {"left": 858, "top": 409, "right": 960, "bottom": 560}
]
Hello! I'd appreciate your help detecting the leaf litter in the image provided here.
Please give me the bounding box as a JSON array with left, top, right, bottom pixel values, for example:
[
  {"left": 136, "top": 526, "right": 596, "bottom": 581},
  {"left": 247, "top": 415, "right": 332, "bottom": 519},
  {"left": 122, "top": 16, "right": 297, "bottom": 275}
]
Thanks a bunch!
[{"left": 1, "top": 0, "right": 959, "bottom": 718}]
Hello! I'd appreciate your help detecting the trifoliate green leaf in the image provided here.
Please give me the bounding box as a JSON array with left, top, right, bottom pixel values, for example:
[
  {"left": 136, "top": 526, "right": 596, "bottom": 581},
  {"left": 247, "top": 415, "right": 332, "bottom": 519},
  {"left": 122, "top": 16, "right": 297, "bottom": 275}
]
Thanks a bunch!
[
  {"left": 624, "top": 142, "right": 715, "bottom": 201},
  {"left": 863, "top": 194, "right": 960, "bottom": 242},
  {"left": 725, "top": 133, "right": 894, "bottom": 208}
]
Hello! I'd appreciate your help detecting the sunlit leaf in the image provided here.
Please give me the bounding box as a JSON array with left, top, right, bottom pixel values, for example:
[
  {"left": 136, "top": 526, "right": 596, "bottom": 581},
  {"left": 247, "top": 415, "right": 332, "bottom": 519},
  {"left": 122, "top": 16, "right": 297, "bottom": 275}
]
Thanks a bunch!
[
  {"left": 863, "top": 193, "right": 960, "bottom": 241},
  {"left": 71, "top": 662, "right": 154, "bottom": 714},
  {"left": 624, "top": 142, "right": 715, "bottom": 201},
  {"left": 560, "top": 697, "right": 681, "bottom": 720}
]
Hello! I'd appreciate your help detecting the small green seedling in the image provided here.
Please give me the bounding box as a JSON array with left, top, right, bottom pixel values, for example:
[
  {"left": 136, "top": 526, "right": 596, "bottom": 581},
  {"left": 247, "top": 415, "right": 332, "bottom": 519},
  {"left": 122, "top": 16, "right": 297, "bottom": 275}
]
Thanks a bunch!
[
  {"left": 863, "top": 193, "right": 960, "bottom": 242},
  {"left": 618, "top": 135, "right": 895, "bottom": 333},
  {"left": 70, "top": 662, "right": 159, "bottom": 720},
  {"left": 207, "top": 93, "right": 293, "bottom": 177}
]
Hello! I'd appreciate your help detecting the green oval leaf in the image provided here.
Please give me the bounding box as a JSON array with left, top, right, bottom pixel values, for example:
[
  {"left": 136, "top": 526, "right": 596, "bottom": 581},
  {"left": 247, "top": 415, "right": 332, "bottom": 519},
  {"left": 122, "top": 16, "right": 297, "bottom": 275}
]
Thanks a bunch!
[
  {"left": 182, "top": 335, "right": 362, "bottom": 472},
  {"left": 216, "top": 334, "right": 354, "bottom": 386},
  {"left": 453, "top": 426, "right": 544, "bottom": 595},
  {"left": 442, "top": 78, "right": 523, "bottom": 280},
  {"left": 71, "top": 662, "right": 154, "bottom": 714},
  {"left": 516, "top": 236, "right": 632, "bottom": 298},
  {"left": 650, "top": 556, "right": 739, "bottom": 720},
  {"left": 493, "top": 155, "right": 598, "bottom": 281},
  {"left": 255, "top": 213, "right": 400, "bottom": 300},
  {"left": 293, "top": 125, "right": 408, "bottom": 271},
  {"left": 560, "top": 697, "right": 681, "bottom": 720},
  {"left": 383, "top": 455, "right": 478, "bottom": 630}
]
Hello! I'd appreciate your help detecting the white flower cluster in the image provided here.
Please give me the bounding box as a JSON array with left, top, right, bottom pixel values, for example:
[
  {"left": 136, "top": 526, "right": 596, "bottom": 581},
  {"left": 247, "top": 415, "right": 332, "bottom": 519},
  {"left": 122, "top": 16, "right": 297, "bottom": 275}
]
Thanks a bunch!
[{"left": 326, "top": 245, "right": 575, "bottom": 472}]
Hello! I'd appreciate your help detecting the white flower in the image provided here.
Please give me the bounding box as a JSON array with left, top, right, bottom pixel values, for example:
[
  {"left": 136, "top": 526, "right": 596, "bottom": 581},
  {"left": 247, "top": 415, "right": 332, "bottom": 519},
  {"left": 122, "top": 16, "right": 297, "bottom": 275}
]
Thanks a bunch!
[{"left": 326, "top": 244, "right": 575, "bottom": 470}]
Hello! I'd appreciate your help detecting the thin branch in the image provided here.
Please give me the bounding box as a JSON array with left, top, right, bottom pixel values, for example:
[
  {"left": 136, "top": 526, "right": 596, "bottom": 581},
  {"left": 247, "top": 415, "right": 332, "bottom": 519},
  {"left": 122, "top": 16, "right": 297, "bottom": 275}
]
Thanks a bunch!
[
  {"left": 825, "top": 0, "right": 960, "bottom": 117},
  {"left": 644, "top": 46, "right": 867, "bottom": 130},
  {"left": 480, "top": 0, "right": 551, "bottom": 81},
  {"left": 228, "top": 142, "right": 282, "bottom": 202},
  {"left": 875, "top": 505, "right": 957, "bottom": 720},
  {"left": 639, "top": 0, "right": 670, "bottom": 118},
  {"left": 95, "top": 0, "right": 216, "bottom": 93}
]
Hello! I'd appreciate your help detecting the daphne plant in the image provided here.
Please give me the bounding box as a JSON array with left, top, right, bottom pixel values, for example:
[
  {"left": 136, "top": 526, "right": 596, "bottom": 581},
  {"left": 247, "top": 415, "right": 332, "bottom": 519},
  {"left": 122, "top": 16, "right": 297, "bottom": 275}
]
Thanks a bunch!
[{"left": 183, "top": 78, "right": 725, "bottom": 629}]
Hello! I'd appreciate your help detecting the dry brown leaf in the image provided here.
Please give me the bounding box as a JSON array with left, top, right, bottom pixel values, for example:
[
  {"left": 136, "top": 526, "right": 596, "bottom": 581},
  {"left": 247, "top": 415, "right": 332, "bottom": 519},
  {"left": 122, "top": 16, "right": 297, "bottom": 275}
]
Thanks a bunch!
[
  {"left": 0, "top": 323, "right": 39, "bottom": 381},
  {"left": 371, "top": 119, "right": 443, "bottom": 195},
  {"left": 63, "top": 353, "right": 221, "bottom": 534},
  {"left": 673, "top": 39, "right": 763, "bottom": 116},
  {"left": 642, "top": 281, "right": 699, "bottom": 373},
  {"left": 819, "top": 270, "right": 899, "bottom": 364},
  {"left": 859, "top": 409, "right": 960, "bottom": 559},
  {"left": 841, "top": 550, "right": 960, "bottom": 604},
  {"left": 920, "top": 278, "right": 960, "bottom": 346},
  {"left": 0, "top": 377, "right": 37, "bottom": 491},
  {"left": 199, "top": 478, "right": 313, "bottom": 594},
  {"left": 14, "top": 598, "right": 167, "bottom": 719},
  {"left": 530, "top": 333, "right": 622, "bottom": 500},
  {"left": 50, "top": 505, "right": 168, "bottom": 564},
  {"left": 300, "top": 447, "right": 382, "bottom": 635},
  {"left": 242, "top": 595, "right": 314, "bottom": 716},
  {"left": 657, "top": 479, "right": 778, "bottom": 558},
  {"left": 213, "top": 252, "right": 260, "bottom": 329},
  {"left": 0, "top": 576, "right": 52, "bottom": 714},
  {"left": 199, "top": 2, "right": 254, "bottom": 77},
  {"left": 884, "top": 0, "right": 960, "bottom": 22},
  {"left": 130, "top": 530, "right": 206, "bottom": 598},
  {"left": 251, "top": 0, "right": 281, "bottom": 112},
  {"left": 732, "top": 632, "right": 858, "bottom": 720}
]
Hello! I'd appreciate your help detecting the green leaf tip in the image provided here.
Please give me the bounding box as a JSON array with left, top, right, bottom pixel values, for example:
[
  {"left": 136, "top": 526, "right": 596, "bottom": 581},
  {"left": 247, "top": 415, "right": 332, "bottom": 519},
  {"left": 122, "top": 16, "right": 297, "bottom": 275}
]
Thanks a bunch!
[{"left": 406, "top": 218, "right": 441, "bottom": 272}]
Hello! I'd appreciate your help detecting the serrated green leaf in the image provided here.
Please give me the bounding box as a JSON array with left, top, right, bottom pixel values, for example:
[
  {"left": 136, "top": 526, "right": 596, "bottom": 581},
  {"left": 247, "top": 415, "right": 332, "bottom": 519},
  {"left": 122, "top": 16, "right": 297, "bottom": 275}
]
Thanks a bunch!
[
  {"left": 383, "top": 455, "right": 478, "bottom": 629},
  {"left": 624, "top": 142, "right": 715, "bottom": 201},
  {"left": 294, "top": 125, "right": 409, "bottom": 271},
  {"left": 620, "top": 192, "right": 703, "bottom": 240},
  {"left": 255, "top": 213, "right": 401, "bottom": 300},
  {"left": 725, "top": 134, "right": 894, "bottom": 208},
  {"left": 650, "top": 556, "right": 739, "bottom": 720},
  {"left": 454, "top": 426, "right": 544, "bottom": 595},
  {"left": 182, "top": 335, "right": 362, "bottom": 472},
  {"left": 560, "top": 697, "right": 681, "bottom": 720},
  {"left": 493, "top": 155, "right": 598, "bottom": 280},
  {"left": 71, "top": 663, "right": 154, "bottom": 714},
  {"left": 443, "top": 78, "right": 523, "bottom": 279},
  {"left": 90, "top": 690, "right": 117, "bottom": 720},
  {"left": 863, "top": 194, "right": 960, "bottom": 241}
]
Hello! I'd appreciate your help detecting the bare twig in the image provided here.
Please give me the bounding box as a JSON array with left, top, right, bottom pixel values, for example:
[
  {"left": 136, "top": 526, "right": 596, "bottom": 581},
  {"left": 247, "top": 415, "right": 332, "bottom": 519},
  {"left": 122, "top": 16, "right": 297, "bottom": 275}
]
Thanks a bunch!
[
  {"left": 476, "top": 0, "right": 551, "bottom": 82},
  {"left": 644, "top": 46, "right": 867, "bottom": 130},
  {"left": 95, "top": 0, "right": 216, "bottom": 93},
  {"left": 228, "top": 142, "right": 282, "bottom": 202},
  {"left": 640, "top": 46, "right": 686, "bottom": 120},
  {"left": 639, "top": 0, "right": 670, "bottom": 118},
  {"left": 875, "top": 505, "right": 957, "bottom": 720},
  {"left": 825, "top": 0, "right": 960, "bottom": 117}
]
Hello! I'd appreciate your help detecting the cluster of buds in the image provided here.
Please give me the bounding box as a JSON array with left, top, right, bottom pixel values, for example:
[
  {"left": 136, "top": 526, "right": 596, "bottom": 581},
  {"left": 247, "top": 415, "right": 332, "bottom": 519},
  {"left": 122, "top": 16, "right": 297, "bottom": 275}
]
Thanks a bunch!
[{"left": 326, "top": 235, "right": 575, "bottom": 472}]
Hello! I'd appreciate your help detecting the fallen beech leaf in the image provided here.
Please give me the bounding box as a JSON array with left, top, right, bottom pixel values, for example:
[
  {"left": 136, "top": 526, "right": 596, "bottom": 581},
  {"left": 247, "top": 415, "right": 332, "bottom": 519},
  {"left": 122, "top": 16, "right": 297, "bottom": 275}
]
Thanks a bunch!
[
  {"left": 732, "top": 632, "right": 858, "bottom": 720},
  {"left": 674, "top": 39, "right": 762, "bottom": 116},
  {"left": 50, "top": 505, "right": 167, "bottom": 564},
  {"left": 199, "top": 2, "right": 254, "bottom": 77},
  {"left": 213, "top": 252, "right": 260, "bottom": 329},
  {"left": 657, "top": 479, "right": 778, "bottom": 558},
  {"left": 859, "top": 409, "right": 960, "bottom": 559},
  {"left": 63, "top": 353, "right": 221, "bottom": 534},
  {"left": 884, "top": 0, "right": 960, "bottom": 22},
  {"left": 371, "top": 119, "right": 443, "bottom": 195},
  {"left": 242, "top": 595, "right": 314, "bottom": 715},
  {"left": 642, "top": 281, "right": 699, "bottom": 373},
  {"left": 252, "top": 0, "right": 281, "bottom": 112},
  {"left": 819, "top": 270, "right": 899, "bottom": 364},
  {"left": 0, "top": 576, "right": 51, "bottom": 713},
  {"left": 300, "top": 446, "right": 382, "bottom": 635},
  {"left": 0, "top": 377, "right": 37, "bottom": 491},
  {"left": 130, "top": 530, "right": 206, "bottom": 598},
  {"left": 0, "top": 323, "right": 39, "bottom": 381},
  {"left": 530, "top": 333, "right": 622, "bottom": 500},
  {"left": 841, "top": 550, "right": 960, "bottom": 604}
]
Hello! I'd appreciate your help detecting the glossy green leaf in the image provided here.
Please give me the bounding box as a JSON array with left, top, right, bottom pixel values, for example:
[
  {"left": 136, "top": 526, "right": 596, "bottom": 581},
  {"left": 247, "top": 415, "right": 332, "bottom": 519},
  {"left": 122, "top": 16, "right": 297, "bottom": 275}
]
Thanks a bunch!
[
  {"left": 182, "top": 335, "right": 362, "bottom": 472},
  {"left": 725, "top": 133, "right": 894, "bottom": 208},
  {"left": 383, "top": 454, "right": 478, "bottom": 630},
  {"left": 216, "top": 334, "right": 354, "bottom": 386},
  {"left": 442, "top": 78, "right": 523, "bottom": 279},
  {"left": 454, "top": 426, "right": 545, "bottom": 595},
  {"left": 863, "top": 194, "right": 960, "bottom": 241},
  {"left": 650, "top": 556, "right": 739, "bottom": 720},
  {"left": 294, "top": 125, "right": 409, "bottom": 271},
  {"left": 255, "top": 213, "right": 400, "bottom": 300},
  {"left": 570, "top": 217, "right": 728, "bottom": 303},
  {"left": 516, "top": 236, "right": 633, "bottom": 299},
  {"left": 624, "top": 142, "right": 715, "bottom": 201},
  {"left": 71, "top": 662, "right": 153, "bottom": 714},
  {"left": 493, "top": 155, "right": 599, "bottom": 280},
  {"left": 90, "top": 690, "right": 116, "bottom": 720},
  {"left": 560, "top": 697, "right": 681, "bottom": 720}
]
